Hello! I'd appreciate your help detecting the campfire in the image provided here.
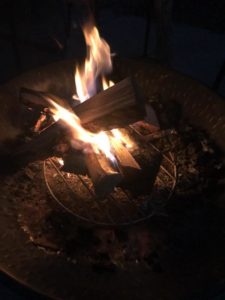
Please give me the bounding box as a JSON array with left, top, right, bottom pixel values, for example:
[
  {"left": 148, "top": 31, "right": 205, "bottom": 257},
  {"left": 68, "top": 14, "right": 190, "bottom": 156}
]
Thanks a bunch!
[
  {"left": 0, "top": 16, "right": 225, "bottom": 300},
  {"left": 5, "top": 20, "right": 177, "bottom": 225}
]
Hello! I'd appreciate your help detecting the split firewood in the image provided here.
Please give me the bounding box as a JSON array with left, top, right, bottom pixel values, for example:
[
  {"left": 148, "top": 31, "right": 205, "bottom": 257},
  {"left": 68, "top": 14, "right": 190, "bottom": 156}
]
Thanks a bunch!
[
  {"left": 84, "top": 151, "right": 123, "bottom": 196},
  {"left": 53, "top": 141, "right": 123, "bottom": 196},
  {"left": 110, "top": 137, "right": 141, "bottom": 183},
  {"left": 74, "top": 77, "right": 145, "bottom": 124},
  {"left": 84, "top": 107, "right": 144, "bottom": 131}
]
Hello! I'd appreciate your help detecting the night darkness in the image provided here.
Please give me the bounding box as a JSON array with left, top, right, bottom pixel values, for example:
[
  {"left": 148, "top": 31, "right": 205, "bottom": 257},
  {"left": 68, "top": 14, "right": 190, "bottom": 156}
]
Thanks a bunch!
[{"left": 0, "top": 1, "right": 224, "bottom": 93}]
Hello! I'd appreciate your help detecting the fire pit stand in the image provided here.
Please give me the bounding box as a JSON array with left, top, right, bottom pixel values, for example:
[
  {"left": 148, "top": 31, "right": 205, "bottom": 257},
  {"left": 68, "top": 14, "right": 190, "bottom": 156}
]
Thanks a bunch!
[{"left": 0, "top": 58, "right": 225, "bottom": 300}]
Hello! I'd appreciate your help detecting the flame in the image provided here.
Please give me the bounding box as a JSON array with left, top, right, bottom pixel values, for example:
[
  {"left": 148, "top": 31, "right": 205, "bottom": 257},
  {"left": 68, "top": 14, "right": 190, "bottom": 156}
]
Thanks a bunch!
[
  {"left": 102, "top": 78, "right": 114, "bottom": 90},
  {"left": 111, "top": 129, "right": 133, "bottom": 149},
  {"left": 74, "top": 25, "right": 113, "bottom": 102},
  {"left": 92, "top": 131, "right": 115, "bottom": 161},
  {"left": 49, "top": 99, "right": 114, "bottom": 159}
]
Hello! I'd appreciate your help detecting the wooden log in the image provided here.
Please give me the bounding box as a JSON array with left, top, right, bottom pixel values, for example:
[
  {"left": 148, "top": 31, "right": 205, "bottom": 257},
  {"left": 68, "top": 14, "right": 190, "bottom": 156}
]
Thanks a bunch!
[
  {"left": 74, "top": 77, "right": 145, "bottom": 124},
  {"left": 20, "top": 77, "right": 145, "bottom": 127},
  {"left": 84, "top": 151, "right": 123, "bottom": 197},
  {"left": 110, "top": 137, "right": 141, "bottom": 182}
]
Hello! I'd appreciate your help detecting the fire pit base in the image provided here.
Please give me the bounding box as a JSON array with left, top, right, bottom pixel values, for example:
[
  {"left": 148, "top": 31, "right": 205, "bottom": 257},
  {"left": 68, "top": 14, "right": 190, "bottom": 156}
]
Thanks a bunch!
[{"left": 0, "top": 58, "right": 225, "bottom": 300}]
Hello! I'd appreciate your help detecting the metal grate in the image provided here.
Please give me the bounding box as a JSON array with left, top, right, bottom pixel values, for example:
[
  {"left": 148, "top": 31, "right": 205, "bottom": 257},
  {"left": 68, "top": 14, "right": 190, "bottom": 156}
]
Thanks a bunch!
[{"left": 43, "top": 128, "right": 177, "bottom": 226}]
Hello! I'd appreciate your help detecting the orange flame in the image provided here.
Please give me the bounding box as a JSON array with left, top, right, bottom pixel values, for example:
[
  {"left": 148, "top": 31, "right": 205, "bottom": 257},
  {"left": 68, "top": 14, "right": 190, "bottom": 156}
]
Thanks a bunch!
[
  {"left": 74, "top": 25, "right": 113, "bottom": 102},
  {"left": 49, "top": 99, "right": 114, "bottom": 159}
]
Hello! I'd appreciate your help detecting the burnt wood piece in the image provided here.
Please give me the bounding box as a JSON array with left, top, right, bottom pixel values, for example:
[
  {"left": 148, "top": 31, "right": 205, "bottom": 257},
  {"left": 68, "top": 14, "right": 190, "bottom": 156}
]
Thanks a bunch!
[
  {"left": 84, "top": 106, "right": 145, "bottom": 132},
  {"left": 84, "top": 152, "right": 123, "bottom": 197},
  {"left": 110, "top": 137, "right": 141, "bottom": 182}
]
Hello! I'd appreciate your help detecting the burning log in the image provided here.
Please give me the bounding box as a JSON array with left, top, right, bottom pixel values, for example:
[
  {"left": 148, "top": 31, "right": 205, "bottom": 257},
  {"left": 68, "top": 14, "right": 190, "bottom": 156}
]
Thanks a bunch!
[
  {"left": 74, "top": 77, "right": 145, "bottom": 124},
  {"left": 110, "top": 137, "right": 141, "bottom": 182},
  {"left": 84, "top": 152, "right": 123, "bottom": 196},
  {"left": 20, "top": 77, "right": 145, "bottom": 128}
]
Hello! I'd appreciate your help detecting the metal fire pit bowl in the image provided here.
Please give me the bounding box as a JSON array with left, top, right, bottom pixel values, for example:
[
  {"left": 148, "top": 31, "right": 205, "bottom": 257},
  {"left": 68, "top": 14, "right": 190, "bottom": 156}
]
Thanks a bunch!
[{"left": 0, "top": 58, "right": 225, "bottom": 300}]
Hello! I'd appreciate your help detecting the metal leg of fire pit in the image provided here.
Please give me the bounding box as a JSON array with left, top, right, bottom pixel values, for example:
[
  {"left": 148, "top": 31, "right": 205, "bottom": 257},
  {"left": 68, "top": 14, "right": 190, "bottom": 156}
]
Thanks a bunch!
[{"left": 213, "top": 58, "right": 225, "bottom": 91}]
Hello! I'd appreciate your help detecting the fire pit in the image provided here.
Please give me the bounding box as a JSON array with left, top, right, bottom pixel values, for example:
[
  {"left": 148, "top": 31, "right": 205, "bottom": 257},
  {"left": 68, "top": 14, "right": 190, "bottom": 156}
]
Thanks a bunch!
[{"left": 0, "top": 26, "right": 225, "bottom": 300}]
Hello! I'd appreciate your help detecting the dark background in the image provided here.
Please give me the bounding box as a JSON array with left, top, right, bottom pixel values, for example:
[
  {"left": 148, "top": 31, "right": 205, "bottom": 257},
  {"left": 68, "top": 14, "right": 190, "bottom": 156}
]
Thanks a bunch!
[
  {"left": 0, "top": 0, "right": 225, "bottom": 93},
  {"left": 0, "top": 0, "right": 225, "bottom": 299}
]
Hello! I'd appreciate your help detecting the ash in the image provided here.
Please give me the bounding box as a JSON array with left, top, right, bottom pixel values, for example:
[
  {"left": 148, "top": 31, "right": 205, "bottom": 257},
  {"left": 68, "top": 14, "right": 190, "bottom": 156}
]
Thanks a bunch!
[{"left": 1, "top": 122, "right": 225, "bottom": 274}]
